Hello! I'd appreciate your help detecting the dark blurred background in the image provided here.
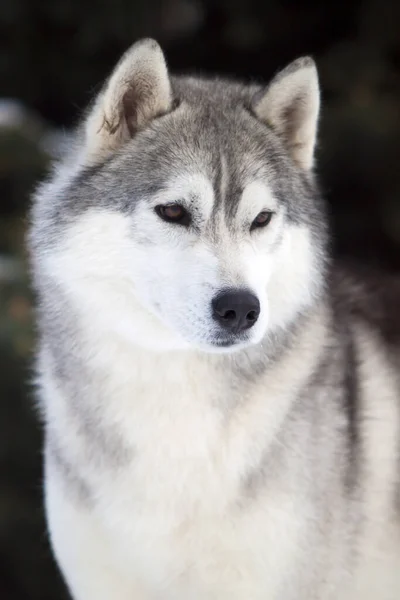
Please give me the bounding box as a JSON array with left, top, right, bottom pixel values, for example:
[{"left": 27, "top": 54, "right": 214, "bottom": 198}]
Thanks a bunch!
[{"left": 0, "top": 1, "right": 399, "bottom": 598}]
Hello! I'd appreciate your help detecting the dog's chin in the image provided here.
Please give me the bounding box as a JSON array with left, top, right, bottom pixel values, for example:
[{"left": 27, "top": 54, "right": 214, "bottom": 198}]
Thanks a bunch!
[
  {"left": 179, "top": 322, "right": 268, "bottom": 355},
  {"left": 195, "top": 334, "right": 262, "bottom": 355},
  {"left": 136, "top": 330, "right": 262, "bottom": 355},
  {"left": 205, "top": 342, "right": 249, "bottom": 355}
]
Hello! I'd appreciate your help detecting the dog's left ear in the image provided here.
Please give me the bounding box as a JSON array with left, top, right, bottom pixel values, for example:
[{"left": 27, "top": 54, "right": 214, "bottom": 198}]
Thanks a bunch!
[
  {"left": 84, "top": 38, "right": 172, "bottom": 163},
  {"left": 252, "top": 57, "right": 320, "bottom": 171}
]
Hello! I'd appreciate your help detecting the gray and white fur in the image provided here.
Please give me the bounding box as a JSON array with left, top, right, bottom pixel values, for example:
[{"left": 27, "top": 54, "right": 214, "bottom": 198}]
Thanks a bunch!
[{"left": 28, "top": 39, "right": 400, "bottom": 599}]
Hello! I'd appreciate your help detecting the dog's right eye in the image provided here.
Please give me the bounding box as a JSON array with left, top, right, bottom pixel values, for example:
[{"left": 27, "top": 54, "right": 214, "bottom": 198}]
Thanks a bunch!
[{"left": 155, "top": 204, "right": 191, "bottom": 227}]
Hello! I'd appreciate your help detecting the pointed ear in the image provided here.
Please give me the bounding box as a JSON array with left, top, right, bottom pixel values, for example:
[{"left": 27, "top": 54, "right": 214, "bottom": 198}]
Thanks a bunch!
[
  {"left": 252, "top": 57, "right": 320, "bottom": 170},
  {"left": 84, "top": 39, "right": 172, "bottom": 162}
]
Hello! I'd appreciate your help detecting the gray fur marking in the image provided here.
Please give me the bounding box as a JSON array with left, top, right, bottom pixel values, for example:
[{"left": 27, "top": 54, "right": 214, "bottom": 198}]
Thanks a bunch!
[{"left": 46, "top": 438, "right": 93, "bottom": 505}]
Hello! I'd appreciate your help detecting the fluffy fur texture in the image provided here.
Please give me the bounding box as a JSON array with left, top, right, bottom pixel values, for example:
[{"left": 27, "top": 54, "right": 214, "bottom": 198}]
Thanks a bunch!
[{"left": 29, "top": 39, "right": 400, "bottom": 599}]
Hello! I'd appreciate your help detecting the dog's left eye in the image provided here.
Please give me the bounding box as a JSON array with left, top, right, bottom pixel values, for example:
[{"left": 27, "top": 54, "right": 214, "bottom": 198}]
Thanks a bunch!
[
  {"left": 250, "top": 211, "right": 273, "bottom": 231},
  {"left": 155, "top": 204, "right": 191, "bottom": 226}
]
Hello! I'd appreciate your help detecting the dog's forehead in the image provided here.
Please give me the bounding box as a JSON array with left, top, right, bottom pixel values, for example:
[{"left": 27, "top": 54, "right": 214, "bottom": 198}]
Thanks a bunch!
[
  {"left": 120, "top": 106, "right": 284, "bottom": 209},
  {"left": 128, "top": 95, "right": 280, "bottom": 177}
]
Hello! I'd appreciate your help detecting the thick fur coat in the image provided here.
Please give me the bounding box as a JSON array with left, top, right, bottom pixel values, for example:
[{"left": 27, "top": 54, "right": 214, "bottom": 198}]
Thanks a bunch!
[{"left": 29, "top": 39, "right": 400, "bottom": 599}]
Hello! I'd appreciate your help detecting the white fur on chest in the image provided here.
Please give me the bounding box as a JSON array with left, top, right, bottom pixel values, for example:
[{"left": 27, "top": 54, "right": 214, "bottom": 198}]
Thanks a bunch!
[{"left": 43, "top": 327, "right": 319, "bottom": 599}]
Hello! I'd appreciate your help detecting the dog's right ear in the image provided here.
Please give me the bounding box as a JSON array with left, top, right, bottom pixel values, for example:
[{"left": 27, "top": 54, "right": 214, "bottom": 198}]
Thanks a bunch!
[{"left": 84, "top": 39, "right": 172, "bottom": 163}]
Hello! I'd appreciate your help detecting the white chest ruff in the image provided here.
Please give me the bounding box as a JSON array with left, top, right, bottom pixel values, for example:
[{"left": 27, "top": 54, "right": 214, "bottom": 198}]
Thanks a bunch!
[{"left": 43, "top": 339, "right": 313, "bottom": 599}]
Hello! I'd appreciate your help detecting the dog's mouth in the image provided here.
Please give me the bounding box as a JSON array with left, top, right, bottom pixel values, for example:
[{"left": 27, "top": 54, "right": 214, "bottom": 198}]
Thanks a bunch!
[
  {"left": 208, "top": 333, "right": 251, "bottom": 350},
  {"left": 213, "top": 339, "right": 238, "bottom": 348},
  {"left": 205, "top": 324, "right": 265, "bottom": 352}
]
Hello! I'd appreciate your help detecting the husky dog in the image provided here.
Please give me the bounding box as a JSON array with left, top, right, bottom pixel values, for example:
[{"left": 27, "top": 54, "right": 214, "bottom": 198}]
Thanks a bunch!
[{"left": 29, "top": 39, "right": 400, "bottom": 599}]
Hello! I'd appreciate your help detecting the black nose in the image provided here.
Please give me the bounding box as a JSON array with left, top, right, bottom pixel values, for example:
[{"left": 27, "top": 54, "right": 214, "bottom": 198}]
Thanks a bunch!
[{"left": 212, "top": 289, "right": 260, "bottom": 333}]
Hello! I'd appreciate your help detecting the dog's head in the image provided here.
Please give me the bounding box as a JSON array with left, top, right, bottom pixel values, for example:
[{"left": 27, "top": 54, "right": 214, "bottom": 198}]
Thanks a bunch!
[{"left": 31, "top": 39, "right": 327, "bottom": 353}]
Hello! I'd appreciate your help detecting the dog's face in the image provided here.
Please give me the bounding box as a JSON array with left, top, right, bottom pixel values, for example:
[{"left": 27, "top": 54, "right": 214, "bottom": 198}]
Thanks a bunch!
[
  {"left": 121, "top": 141, "right": 283, "bottom": 352},
  {"left": 108, "top": 108, "right": 324, "bottom": 353},
  {"left": 32, "top": 40, "right": 326, "bottom": 353}
]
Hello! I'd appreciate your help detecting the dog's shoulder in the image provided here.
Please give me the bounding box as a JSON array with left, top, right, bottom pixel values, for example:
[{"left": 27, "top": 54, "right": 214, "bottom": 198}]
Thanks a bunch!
[{"left": 329, "top": 261, "right": 400, "bottom": 353}]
